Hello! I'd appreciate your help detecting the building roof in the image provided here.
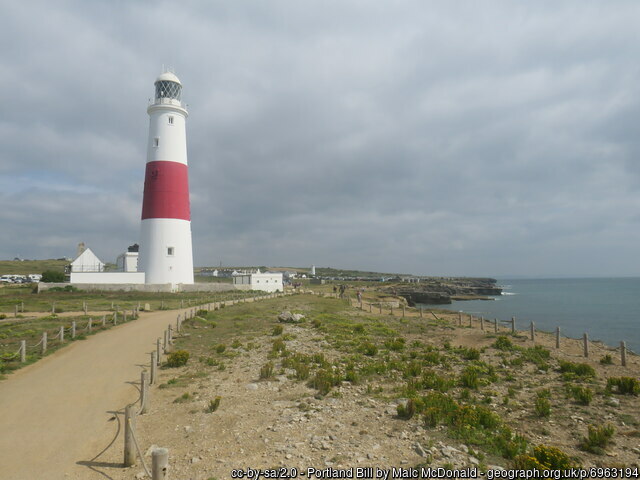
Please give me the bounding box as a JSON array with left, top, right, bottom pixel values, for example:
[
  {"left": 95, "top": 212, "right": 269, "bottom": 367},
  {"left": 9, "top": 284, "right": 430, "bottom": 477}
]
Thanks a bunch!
[{"left": 155, "top": 71, "right": 181, "bottom": 85}]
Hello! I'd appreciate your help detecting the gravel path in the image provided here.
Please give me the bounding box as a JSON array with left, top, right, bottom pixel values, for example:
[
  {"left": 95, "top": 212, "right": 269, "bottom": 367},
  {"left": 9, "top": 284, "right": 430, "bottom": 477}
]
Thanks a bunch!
[{"left": 0, "top": 309, "right": 181, "bottom": 480}]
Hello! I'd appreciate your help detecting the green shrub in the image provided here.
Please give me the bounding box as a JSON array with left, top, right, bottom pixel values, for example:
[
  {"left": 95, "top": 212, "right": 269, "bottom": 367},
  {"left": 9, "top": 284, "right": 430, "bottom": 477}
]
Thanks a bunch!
[
  {"left": 166, "top": 350, "right": 189, "bottom": 368},
  {"left": 459, "top": 347, "right": 480, "bottom": 361},
  {"left": 215, "top": 344, "right": 226, "bottom": 354},
  {"left": 606, "top": 377, "right": 640, "bottom": 395},
  {"left": 231, "top": 339, "right": 242, "bottom": 349},
  {"left": 534, "top": 393, "right": 551, "bottom": 418},
  {"left": 311, "top": 319, "right": 322, "bottom": 328},
  {"left": 206, "top": 396, "right": 221, "bottom": 413},
  {"left": 568, "top": 385, "right": 593, "bottom": 405},
  {"left": 271, "top": 338, "right": 286, "bottom": 354},
  {"left": 579, "top": 424, "right": 615, "bottom": 454},
  {"left": 494, "top": 336, "right": 515, "bottom": 351},
  {"left": 360, "top": 341, "right": 378, "bottom": 356},
  {"left": 384, "top": 337, "right": 406, "bottom": 351},
  {"left": 308, "top": 369, "right": 341, "bottom": 395},
  {"left": 0, "top": 314, "right": 6, "bottom": 320},
  {"left": 41, "top": 270, "right": 65, "bottom": 283},
  {"left": 260, "top": 361, "right": 274, "bottom": 379},
  {"left": 353, "top": 324, "right": 365, "bottom": 334},
  {"left": 600, "top": 354, "right": 613, "bottom": 365},
  {"left": 196, "top": 309, "right": 208, "bottom": 317},
  {"left": 558, "top": 361, "right": 596, "bottom": 378},
  {"left": 514, "top": 444, "right": 574, "bottom": 470},
  {"left": 272, "top": 325, "right": 284, "bottom": 336}
]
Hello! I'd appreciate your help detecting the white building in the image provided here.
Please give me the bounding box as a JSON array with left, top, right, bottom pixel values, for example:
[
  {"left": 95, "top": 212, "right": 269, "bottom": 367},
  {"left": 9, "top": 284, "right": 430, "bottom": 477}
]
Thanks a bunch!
[
  {"left": 138, "top": 71, "right": 194, "bottom": 285},
  {"left": 310, "top": 265, "right": 316, "bottom": 276},
  {"left": 233, "top": 272, "right": 283, "bottom": 293},
  {"left": 69, "top": 248, "right": 104, "bottom": 273},
  {"left": 116, "top": 251, "right": 139, "bottom": 272}
]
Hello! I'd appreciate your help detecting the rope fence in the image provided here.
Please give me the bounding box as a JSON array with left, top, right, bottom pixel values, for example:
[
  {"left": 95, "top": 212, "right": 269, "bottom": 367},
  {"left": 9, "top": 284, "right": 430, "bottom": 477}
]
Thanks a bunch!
[{"left": 347, "top": 296, "right": 636, "bottom": 368}]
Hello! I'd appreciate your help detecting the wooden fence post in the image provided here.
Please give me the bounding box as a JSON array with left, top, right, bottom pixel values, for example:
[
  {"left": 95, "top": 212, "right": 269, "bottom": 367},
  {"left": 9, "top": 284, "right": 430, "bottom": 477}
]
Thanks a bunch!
[
  {"left": 529, "top": 321, "right": 535, "bottom": 342},
  {"left": 555, "top": 327, "right": 560, "bottom": 349},
  {"left": 151, "top": 352, "right": 157, "bottom": 385},
  {"left": 60, "top": 326, "right": 64, "bottom": 343},
  {"left": 141, "top": 371, "right": 149, "bottom": 414},
  {"left": 402, "top": 305, "right": 405, "bottom": 318},
  {"left": 20, "top": 340, "right": 26, "bottom": 363},
  {"left": 420, "top": 307, "right": 423, "bottom": 318},
  {"left": 14, "top": 304, "right": 18, "bottom": 317},
  {"left": 494, "top": 318, "right": 498, "bottom": 333},
  {"left": 469, "top": 315, "right": 472, "bottom": 327},
  {"left": 168, "top": 325, "right": 173, "bottom": 344},
  {"left": 458, "top": 312, "right": 462, "bottom": 326},
  {"left": 102, "top": 315, "right": 106, "bottom": 327},
  {"left": 156, "top": 338, "right": 161, "bottom": 364},
  {"left": 124, "top": 405, "right": 136, "bottom": 466},
  {"left": 621, "top": 341, "right": 627, "bottom": 367},
  {"left": 83, "top": 301, "right": 88, "bottom": 315},
  {"left": 511, "top": 317, "right": 516, "bottom": 333},
  {"left": 176, "top": 315, "right": 181, "bottom": 333},
  {"left": 113, "top": 312, "right": 117, "bottom": 325},
  {"left": 123, "top": 311, "right": 127, "bottom": 323},
  {"left": 52, "top": 302, "right": 55, "bottom": 314},
  {"left": 583, "top": 333, "right": 589, "bottom": 357},
  {"left": 163, "top": 331, "right": 168, "bottom": 353},
  {"left": 21, "top": 301, "right": 24, "bottom": 313},
  {"left": 88, "top": 318, "right": 92, "bottom": 333},
  {"left": 480, "top": 316, "right": 484, "bottom": 331},
  {"left": 152, "top": 447, "right": 169, "bottom": 480},
  {"left": 72, "top": 321, "right": 76, "bottom": 339},
  {"left": 42, "top": 332, "right": 47, "bottom": 355}
]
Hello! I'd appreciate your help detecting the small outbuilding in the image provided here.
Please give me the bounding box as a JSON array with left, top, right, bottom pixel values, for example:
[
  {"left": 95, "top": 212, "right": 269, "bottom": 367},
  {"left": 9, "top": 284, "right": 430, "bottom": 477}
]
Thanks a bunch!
[
  {"left": 69, "top": 247, "right": 104, "bottom": 273},
  {"left": 233, "top": 272, "right": 283, "bottom": 293}
]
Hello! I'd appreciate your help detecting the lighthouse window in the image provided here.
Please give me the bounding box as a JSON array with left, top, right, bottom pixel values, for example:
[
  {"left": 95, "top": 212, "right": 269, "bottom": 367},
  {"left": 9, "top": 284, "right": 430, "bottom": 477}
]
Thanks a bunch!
[
  {"left": 168, "top": 116, "right": 174, "bottom": 125},
  {"left": 154, "top": 137, "right": 159, "bottom": 147},
  {"left": 167, "top": 247, "right": 174, "bottom": 256}
]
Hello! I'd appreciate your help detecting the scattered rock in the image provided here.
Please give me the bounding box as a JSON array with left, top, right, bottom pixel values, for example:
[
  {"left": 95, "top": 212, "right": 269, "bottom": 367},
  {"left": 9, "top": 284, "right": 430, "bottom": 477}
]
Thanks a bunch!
[{"left": 278, "top": 311, "right": 305, "bottom": 323}]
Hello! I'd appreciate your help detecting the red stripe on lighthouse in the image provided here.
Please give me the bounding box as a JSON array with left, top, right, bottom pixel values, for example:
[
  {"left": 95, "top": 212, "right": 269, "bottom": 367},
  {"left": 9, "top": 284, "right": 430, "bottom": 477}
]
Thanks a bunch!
[{"left": 141, "top": 161, "right": 190, "bottom": 220}]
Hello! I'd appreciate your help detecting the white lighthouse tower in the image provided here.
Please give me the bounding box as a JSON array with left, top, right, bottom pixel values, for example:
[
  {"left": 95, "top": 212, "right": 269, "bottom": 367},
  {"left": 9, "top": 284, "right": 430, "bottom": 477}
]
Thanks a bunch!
[{"left": 138, "top": 71, "right": 194, "bottom": 285}]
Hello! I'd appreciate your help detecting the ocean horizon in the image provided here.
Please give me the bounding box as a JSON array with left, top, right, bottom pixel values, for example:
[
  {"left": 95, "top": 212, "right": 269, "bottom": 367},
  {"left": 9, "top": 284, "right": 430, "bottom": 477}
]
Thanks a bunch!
[{"left": 430, "top": 277, "right": 640, "bottom": 354}]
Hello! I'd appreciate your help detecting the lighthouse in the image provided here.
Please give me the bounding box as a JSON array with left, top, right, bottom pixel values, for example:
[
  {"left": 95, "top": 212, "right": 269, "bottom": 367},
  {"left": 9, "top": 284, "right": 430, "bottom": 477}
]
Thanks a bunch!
[{"left": 138, "top": 71, "right": 194, "bottom": 285}]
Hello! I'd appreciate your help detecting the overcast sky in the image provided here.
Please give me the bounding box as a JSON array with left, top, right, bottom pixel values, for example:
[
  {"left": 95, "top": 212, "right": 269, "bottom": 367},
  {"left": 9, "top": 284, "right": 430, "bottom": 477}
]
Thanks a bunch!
[{"left": 1, "top": 1, "right": 639, "bottom": 277}]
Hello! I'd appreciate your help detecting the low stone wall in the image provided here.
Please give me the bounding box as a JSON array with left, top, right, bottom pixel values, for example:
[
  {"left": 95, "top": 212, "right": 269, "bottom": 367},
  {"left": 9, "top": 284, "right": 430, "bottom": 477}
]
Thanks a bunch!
[{"left": 37, "top": 282, "right": 243, "bottom": 293}]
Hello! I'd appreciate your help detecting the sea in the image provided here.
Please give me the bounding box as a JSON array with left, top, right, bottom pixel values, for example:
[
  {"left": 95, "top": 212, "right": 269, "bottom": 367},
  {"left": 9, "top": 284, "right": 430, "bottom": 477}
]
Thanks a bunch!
[{"left": 430, "top": 277, "right": 640, "bottom": 354}]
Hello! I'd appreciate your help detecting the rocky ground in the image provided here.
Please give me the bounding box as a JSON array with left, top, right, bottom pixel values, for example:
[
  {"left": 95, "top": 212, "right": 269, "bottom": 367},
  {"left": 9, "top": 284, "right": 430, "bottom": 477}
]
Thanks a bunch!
[{"left": 106, "top": 293, "right": 639, "bottom": 480}]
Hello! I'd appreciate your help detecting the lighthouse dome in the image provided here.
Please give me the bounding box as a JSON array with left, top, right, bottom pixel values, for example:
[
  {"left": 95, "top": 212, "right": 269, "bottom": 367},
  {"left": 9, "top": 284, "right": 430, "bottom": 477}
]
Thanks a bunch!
[{"left": 154, "top": 71, "right": 182, "bottom": 101}]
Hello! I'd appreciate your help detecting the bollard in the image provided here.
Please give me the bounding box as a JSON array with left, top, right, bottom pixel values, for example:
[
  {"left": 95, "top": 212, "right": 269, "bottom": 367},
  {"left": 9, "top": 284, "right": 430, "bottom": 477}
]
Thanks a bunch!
[
  {"left": 141, "top": 371, "right": 149, "bottom": 414},
  {"left": 480, "top": 316, "right": 484, "bottom": 331},
  {"left": 494, "top": 318, "right": 498, "bottom": 333},
  {"left": 124, "top": 405, "right": 136, "bottom": 467},
  {"left": 20, "top": 340, "right": 26, "bottom": 363},
  {"left": 511, "top": 317, "right": 516, "bottom": 333},
  {"left": 621, "top": 341, "right": 627, "bottom": 367},
  {"left": 151, "top": 352, "right": 157, "bottom": 384},
  {"left": 176, "top": 315, "right": 180, "bottom": 333},
  {"left": 60, "top": 326, "right": 65, "bottom": 343},
  {"left": 88, "top": 318, "right": 92, "bottom": 333},
  {"left": 152, "top": 447, "right": 169, "bottom": 480},
  {"left": 156, "top": 338, "right": 161, "bottom": 365},
  {"left": 42, "top": 331, "right": 47, "bottom": 355},
  {"left": 72, "top": 321, "right": 76, "bottom": 339},
  {"left": 583, "top": 333, "right": 589, "bottom": 357},
  {"left": 555, "top": 327, "right": 560, "bottom": 349},
  {"left": 530, "top": 322, "right": 535, "bottom": 342}
]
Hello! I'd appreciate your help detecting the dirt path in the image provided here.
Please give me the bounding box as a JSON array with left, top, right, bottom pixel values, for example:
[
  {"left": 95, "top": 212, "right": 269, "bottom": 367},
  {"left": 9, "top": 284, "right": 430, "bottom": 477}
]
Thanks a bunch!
[{"left": 0, "top": 308, "right": 183, "bottom": 480}]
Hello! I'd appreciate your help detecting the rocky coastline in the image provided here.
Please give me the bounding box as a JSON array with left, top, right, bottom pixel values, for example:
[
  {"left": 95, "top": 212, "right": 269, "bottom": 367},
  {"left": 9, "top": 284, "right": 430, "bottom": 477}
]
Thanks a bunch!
[{"left": 387, "top": 277, "right": 502, "bottom": 306}]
